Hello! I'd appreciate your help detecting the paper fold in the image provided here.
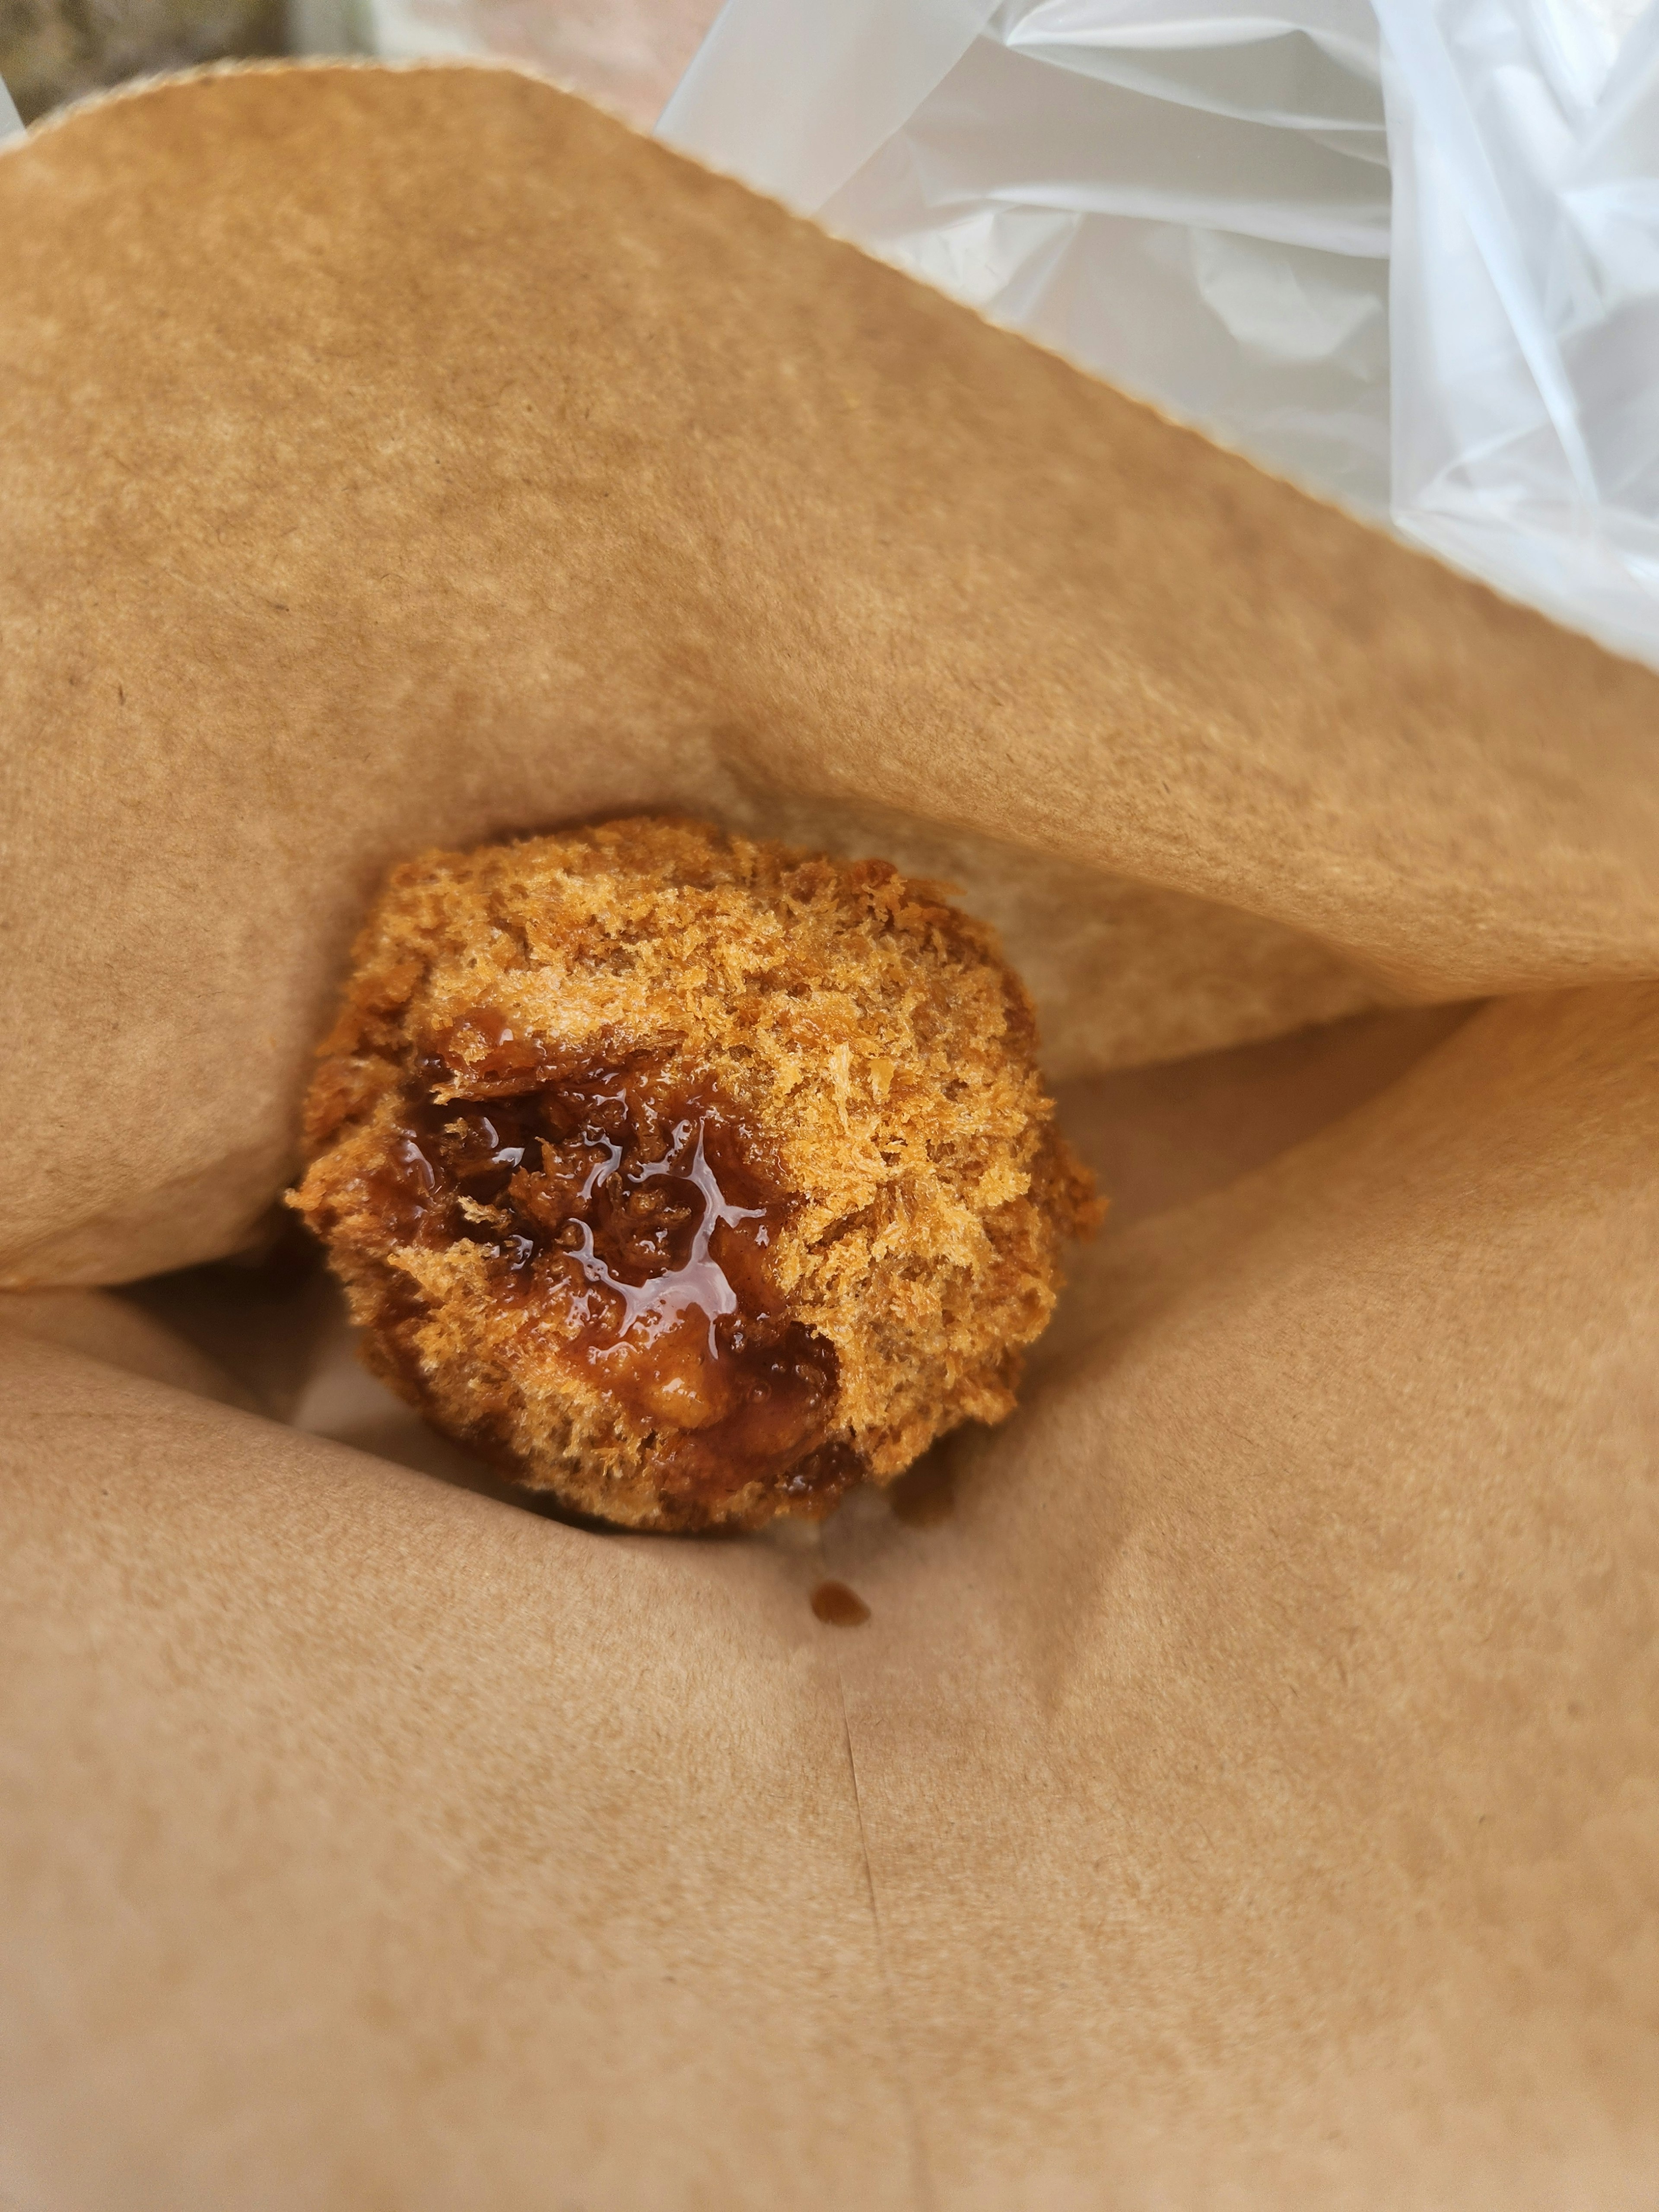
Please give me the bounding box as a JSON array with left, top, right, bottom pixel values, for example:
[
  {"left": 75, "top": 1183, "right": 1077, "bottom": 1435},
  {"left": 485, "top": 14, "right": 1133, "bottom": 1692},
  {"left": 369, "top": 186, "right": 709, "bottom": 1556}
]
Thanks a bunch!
[{"left": 2, "top": 64, "right": 1657, "bottom": 2208}]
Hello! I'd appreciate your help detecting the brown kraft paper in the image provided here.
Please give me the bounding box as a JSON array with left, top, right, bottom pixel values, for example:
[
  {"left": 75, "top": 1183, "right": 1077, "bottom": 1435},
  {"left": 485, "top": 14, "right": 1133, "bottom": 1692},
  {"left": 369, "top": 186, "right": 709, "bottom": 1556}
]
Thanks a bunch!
[{"left": 1, "top": 61, "right": 1656, "bottom": 2210}]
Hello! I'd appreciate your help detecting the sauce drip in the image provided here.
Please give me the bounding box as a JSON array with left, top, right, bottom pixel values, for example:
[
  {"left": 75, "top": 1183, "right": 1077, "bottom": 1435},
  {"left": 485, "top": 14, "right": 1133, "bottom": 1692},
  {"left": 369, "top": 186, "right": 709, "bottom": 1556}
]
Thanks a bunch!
[
  {"left": 364, "top": 1015, "right": 856, "bottom": 1513},
  {"left": 810, "top": 1580, "right": 871, "bottom": 1627}
]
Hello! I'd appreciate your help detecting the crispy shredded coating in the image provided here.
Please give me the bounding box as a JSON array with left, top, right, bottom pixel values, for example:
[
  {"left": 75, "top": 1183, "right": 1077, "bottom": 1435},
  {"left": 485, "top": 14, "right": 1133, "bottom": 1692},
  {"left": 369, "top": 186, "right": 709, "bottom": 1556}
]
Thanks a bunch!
[{"left": 289, "top": 817, "right": 1102, "bottom": 1529}]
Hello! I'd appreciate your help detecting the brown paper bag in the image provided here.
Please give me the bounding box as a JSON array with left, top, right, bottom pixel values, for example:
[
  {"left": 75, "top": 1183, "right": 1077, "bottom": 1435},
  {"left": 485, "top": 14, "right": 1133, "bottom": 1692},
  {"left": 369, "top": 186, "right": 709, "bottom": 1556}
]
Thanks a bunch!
[{"left": 2, "top": 62, "right": 1656, "bottom": 2209}]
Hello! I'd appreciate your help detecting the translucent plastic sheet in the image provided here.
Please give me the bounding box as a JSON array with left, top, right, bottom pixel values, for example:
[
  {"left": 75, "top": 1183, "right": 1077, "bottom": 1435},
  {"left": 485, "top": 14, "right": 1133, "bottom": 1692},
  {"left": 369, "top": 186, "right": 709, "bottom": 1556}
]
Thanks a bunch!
[
  {"left": 661, "top": 0, "right": 1659, "bottom": 667},
  {"left": 1379, "top": 0, "right": 1659, "bottom": 660},
  {"left": 289, "top": 0, "right": 721, "bottom": 130},
  {"left": 665, "top": 3, "right": 1393, "bottom": 517}
]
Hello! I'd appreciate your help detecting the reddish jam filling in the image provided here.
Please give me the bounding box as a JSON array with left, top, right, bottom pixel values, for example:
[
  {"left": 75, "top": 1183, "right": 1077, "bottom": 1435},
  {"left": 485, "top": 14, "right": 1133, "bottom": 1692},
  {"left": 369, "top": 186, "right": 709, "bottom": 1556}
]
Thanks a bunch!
[{"left": 361, "top": 1012, "right": 856, "bottom": 1512}]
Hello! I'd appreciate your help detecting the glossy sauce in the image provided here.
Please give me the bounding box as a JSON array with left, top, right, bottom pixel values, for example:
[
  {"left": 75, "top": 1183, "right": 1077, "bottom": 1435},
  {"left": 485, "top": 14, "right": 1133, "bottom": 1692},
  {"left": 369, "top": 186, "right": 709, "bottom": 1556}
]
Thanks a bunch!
[
  {"left": 810, "top": 1580, "right": 871, "bottom": 1627},
  {"left": 364, "top": 1012, "right": 857, "bottom": 1513}
]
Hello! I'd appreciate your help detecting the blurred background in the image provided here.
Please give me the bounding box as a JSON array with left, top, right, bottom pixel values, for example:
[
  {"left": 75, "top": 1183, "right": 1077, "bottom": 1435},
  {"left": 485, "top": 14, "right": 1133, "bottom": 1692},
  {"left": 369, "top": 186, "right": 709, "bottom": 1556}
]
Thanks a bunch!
[{"left": 0, "top": 0, "right": 718, "bottom": 127}]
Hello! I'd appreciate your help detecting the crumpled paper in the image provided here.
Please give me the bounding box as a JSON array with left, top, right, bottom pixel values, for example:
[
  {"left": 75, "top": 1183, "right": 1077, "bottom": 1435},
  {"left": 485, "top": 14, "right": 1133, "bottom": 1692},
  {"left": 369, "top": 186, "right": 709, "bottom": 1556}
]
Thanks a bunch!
[
  {"left": 3, "top": 63, "right": 1658, "bottom": 2209},
  {"left": 662, "top": 0, "right": 1659, "bottom": 666}
]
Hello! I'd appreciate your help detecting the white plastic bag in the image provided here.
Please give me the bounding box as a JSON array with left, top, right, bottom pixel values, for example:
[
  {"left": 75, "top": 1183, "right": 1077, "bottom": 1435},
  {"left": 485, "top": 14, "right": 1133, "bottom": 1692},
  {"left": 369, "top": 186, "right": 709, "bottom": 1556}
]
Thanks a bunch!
[
  {"left": 288, "top": 0, "right": 718, "bottom": 130},
  {"left": 661, "top": 0, "right": 1659, "bottom": 667},
  {"left": 665, "top": 3, "right": 1394, "bottom": 515},
  {"left": 1379, "top": 0, "right": 1659, "bottom": 660}
]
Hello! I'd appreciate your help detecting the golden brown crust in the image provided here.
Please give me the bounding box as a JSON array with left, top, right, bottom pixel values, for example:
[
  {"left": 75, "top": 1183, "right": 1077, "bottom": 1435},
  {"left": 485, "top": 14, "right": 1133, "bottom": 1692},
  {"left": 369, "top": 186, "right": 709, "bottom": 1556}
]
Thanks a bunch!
[{"left": 289, "top": 817, "right": 1102, "bottom": 1529}]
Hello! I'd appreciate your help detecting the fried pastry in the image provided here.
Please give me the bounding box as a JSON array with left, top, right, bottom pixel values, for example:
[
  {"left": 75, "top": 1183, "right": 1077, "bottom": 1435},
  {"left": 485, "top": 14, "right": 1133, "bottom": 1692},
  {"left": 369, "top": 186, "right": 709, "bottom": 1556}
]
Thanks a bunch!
[{"left": 289, "top": 818, "right": 1100, "bottom": 1530}]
